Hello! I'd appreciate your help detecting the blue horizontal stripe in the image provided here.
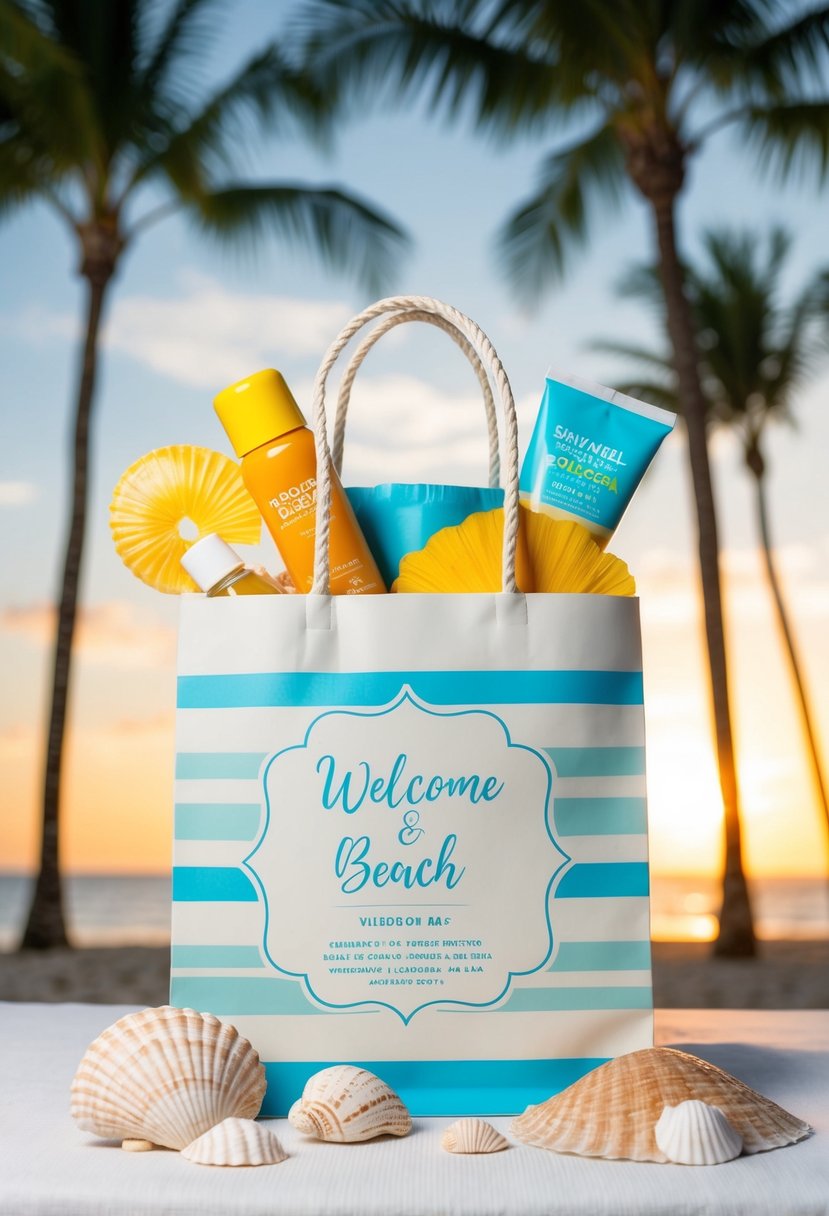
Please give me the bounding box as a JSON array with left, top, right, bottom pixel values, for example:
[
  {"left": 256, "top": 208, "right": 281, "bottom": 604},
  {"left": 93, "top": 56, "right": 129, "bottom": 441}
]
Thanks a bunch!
[
  {"left": 174, "top": 803, "right": 262, "bottom": 841},
  {"left": 499, "top": 985, "right": 652, "bottom": 1013},
  {"left": 549, "top": 940, "right": 652, "bottom": 972},
  {"left": 544, "top": 746, "right": 646, "bottom": 778},
  {"left": 260, "top": 1057, "right": 608, "bottom": 1117},
  {"left": 554, "top": 797, "right": 648, "bottom": 837},
  {"left": 170, "top": 976, "right": 323, "bottom": 1015},
  {"left": 172, "top": 867, "right": 258, "bottom": 902},
  {"left": 177, "top": 669, "right": 643, "bottom": 710},
  {"left": 555, "top": 862, "right": 649, "bottom": 899},
  {"left": 176, "top": 753, "right": 267, "bottom": 780},
  {"left": 171, "top": 945, "right": 264, "bottom": 969}
]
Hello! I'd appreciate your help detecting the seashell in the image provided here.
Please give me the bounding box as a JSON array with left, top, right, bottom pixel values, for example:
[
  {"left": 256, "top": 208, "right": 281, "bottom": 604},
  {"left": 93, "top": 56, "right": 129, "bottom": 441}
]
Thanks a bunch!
[
  {"left": 121, "top": 1139, "right": 154, "bottom": 1152},
  {"left": 288, "top": 1065, "right": 412, "bottom": 1142},
  {"left": 441, "top": 1118, "right": 509, "bottom": 1154},
  {"left": 654, "top": 1101, "right": 743, "bottom": 1165},
  {"left": 181, "top": 1118, "right": 287, "bottom": 1167},
  {"left": 393, "top": 506, "right": 635, "bottom": 596},
  {"left": 70, "top": 1006, "right": 266, "bottom": 1151},
  {"left": 511, "top": 1047, "right": 811, "bottom": 1163}
]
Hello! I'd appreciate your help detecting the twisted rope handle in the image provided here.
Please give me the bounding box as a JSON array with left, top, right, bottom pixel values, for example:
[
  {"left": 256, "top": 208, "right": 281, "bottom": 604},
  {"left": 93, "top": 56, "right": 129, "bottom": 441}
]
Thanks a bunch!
[
  {"left": 331, "top": 307, "right": 500, "bottom": 488},
  {"left": 312, "top": 295, "right": 520, "bottom": 596}
]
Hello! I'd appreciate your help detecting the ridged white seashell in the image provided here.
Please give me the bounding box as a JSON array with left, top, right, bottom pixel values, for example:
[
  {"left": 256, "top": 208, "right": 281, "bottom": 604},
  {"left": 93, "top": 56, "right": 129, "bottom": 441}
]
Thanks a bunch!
[
  {"left": 70, "top": 1006, "right": 266, "bottom": 1151},
  {"left": 181, "top": 1118, "right": 287, "bottom": 1167},
  {"left": 441, "top": 1119, "right": 508, "bottom": 1154},
  {"left": 512, "top": 1047, "right": 811, "bottom": 1163},
  {"left": 654, "top": 1101, "right": 743, "bottom": 1165},
  {"left": 288, "top": 1065, "right": 412, "bottom": 1142}
]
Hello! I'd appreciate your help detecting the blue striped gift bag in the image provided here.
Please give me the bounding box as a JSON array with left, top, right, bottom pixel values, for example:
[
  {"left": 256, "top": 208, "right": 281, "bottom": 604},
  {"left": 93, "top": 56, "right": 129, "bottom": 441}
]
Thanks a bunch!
[{"left": 170, "top": 297, "right": 652, "bottom": 1116}]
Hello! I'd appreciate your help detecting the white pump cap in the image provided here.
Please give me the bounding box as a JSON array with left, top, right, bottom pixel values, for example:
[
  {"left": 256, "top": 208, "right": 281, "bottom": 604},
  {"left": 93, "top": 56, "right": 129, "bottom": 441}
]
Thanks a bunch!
[{"left": 181, "top": 533, "right": 245, "bottom": 593}]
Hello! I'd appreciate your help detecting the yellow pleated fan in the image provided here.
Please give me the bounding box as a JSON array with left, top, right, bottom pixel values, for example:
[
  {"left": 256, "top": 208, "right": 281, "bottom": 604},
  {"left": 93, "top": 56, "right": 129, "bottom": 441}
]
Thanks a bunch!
[
  {"left": 393, "top": 507, "right": 635, "bottom": 595},
  {"left": 110, "top": 446, "right": 261, "bottom": 593}
]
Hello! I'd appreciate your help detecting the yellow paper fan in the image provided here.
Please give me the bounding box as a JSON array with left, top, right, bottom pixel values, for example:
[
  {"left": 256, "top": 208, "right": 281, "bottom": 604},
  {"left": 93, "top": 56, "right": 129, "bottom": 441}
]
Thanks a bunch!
[
  {"left": 393, "top": 506, "right": 535, "bottom": 593},
  {"left": 393, "top": 507, "right": 635, "bottom": 595},
  {"left": 110, "top": 445, "right": 261, "bottom": 594}
]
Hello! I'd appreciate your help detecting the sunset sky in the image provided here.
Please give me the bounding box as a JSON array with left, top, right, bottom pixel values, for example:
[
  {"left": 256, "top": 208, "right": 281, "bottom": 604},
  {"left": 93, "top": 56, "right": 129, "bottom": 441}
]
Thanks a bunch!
[{"left": 1, "top": 0, "right": 828, "bottom": 891}]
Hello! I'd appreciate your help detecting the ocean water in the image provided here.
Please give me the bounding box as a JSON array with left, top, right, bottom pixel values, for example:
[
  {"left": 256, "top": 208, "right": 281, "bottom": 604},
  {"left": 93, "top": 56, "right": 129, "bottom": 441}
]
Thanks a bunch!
[{"left": 0, "top": 872, "right": 827, "bottom": 949}]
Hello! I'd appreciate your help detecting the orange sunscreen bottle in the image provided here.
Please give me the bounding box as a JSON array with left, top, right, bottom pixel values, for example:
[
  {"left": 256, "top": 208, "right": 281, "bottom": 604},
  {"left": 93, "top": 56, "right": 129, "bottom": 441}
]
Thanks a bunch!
[
  {"left": 214, "top": 369, "right": 385, "bottom": 595},
  {"left": 180, "top": 533, "right": 281, "bottom": 597}
]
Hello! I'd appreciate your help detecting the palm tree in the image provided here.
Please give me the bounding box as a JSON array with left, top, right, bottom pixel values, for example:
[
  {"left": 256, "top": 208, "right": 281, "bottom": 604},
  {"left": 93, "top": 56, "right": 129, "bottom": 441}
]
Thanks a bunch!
[
  {"left": 1, "top": 0, "right": 407, "bottom": 950},
  {"left": 297, "top": 0, "right": 829, "bottom": 955},
  {"left": 595, "top": 227, "right": 829, "bottom": 863}
]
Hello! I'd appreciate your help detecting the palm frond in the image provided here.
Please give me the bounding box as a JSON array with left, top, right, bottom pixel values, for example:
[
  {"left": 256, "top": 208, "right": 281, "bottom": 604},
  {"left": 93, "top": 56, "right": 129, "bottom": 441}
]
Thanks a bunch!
[
  {"left": 614, "top": 261, "right": 671, "bottom": 311},
  {"left": 130, "top": 45, "right": 328, "bottom": 198},
  {"left": 295, "top": 0, "right": 593, "bottom": 139},
  {"left": 496, "top": 123, "right": 627, "bottom": 297},
  {"left": 0, "top": 0, "right": 77, "bottom": 77},
  {"left": 40, "top": 0, "right": 144, "bottom": 153},
  {"left": 188, "top": 182, "right": 409, "bottom": 294},
  {"left": 589, "top": 338, "right": 673, "bottom": 373},
  {"left": 738, "top": 5, "right": 829, "bottom": 92},
  {"left": 0, "top": 3, "right": 99, "bottom": 177},
  {"left": 0, "top": 134, "right": 45, "bottom": 220},
  {"left": 136, "top": 0, "right": 221, "bottom": 109},
  {"left": 741, "top": 100, "right": 829, "bottom": 181}
]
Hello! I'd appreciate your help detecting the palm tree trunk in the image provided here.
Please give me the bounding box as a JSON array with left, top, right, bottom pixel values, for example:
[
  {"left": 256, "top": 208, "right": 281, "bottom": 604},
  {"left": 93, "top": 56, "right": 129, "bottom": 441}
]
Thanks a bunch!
[
  {"left": 752, "top": 464, "right": 829, "bottom": 854},
  {"left": 20, "top": 267, "right": 112, "bottom": 950},
  {"left": 650, "top": 194, "right": 756, "bottom": 957}
]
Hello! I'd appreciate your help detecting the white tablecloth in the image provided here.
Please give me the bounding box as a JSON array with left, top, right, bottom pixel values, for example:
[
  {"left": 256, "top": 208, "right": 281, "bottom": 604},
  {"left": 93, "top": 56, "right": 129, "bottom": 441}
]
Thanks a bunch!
[{"left": 0, "top": 1004, "right": 827, "bottom": 1215}]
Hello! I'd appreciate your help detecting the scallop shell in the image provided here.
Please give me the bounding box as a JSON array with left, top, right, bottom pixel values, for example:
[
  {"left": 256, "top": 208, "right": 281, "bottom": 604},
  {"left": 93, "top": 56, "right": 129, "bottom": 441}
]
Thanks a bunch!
[
  {"left": 511, "top": 1047, "right": 811, "bottom": 1163},
  {"left": 181, "top": 1118, "right": 287, "bottom": 1167},
  {"left": 441, "top": 1119, "right": 509, "bottom": 1154},
  {"left": 654, "top": 1101, "right": 743, "bottom": 1165},
  {"left": 288, "top": 1065, "right": 412, "bottom": 1142},
  {"left": 70, "top": 1006, "right": 266, "bottom": 1151},
  {"left": 393, "top": 506, "right": 634, "bottom": 596}
]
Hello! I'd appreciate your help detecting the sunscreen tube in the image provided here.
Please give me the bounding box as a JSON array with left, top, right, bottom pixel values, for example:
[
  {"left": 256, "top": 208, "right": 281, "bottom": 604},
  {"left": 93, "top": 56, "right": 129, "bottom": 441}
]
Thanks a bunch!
[{"left": 520, "top": 370, "right": 676, "bottom": 545}]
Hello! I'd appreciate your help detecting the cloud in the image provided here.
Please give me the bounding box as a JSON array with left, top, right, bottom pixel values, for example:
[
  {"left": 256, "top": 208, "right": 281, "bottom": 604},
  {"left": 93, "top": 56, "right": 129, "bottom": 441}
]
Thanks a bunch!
[
  {"left": 0, "top": 601, "right": 176, "bottom": 669},
  {"left": 0, "top": 481, "right": 39, "bottom": 506},
  {"left": 2, "top": 272, "right": 353, "bottom": 389},
  {"left": 101, "top": 272, "right": 352, "bottom": 388}
]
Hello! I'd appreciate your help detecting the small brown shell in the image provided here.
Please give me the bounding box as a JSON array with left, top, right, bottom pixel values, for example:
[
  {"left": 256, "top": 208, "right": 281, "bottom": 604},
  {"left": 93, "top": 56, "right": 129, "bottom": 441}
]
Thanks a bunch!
[{"left": 288, "top": 1065, "right": 412, "bottom": 1142}]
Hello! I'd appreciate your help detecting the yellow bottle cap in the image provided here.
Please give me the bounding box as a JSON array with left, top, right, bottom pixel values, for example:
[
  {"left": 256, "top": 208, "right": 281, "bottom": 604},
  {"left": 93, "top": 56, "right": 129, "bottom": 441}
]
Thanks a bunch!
[{"left": 214, "top": 369, "right": 306, "bottom": 457}]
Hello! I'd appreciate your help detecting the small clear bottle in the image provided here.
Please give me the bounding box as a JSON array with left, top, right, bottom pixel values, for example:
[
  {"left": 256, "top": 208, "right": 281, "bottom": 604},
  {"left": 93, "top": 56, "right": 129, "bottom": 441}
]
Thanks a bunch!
[{"left": 181, "top": 534, "right": 281, "bottom": 597}]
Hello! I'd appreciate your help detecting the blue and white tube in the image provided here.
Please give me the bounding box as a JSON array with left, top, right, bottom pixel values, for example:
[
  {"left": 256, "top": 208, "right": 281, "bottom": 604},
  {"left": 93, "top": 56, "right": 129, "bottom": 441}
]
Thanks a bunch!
[{"left": 520, "top": 370, "right": 676, "bottom": 546}]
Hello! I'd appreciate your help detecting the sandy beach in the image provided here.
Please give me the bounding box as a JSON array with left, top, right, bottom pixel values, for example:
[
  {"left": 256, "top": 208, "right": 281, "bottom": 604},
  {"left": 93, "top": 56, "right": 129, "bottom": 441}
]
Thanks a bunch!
[{"left": 0, "top": 940, "right": 827, "bottom": 1007}]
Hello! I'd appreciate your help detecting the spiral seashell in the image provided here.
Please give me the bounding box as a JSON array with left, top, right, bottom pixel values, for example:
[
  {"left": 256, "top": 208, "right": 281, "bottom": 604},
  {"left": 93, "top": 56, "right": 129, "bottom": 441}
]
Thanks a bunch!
[
  {"left": 512, "top": 1047, "right": 811, "bottom": 1163},
  {"left": 441, "top": 1119, "right": 508, "bottom": 1154},
  {"left": 654, "top": 1101, "right": 743, "bottom": 1165},
  {"left": 181, "top": 1118, "right": 287, "bottom": 1167},
  {"left": 288, "top": 1065, "right": 412, "bottom": 1142},
  {"left": 70, "top": 1006, "right": 266, "bottom": 1151}
]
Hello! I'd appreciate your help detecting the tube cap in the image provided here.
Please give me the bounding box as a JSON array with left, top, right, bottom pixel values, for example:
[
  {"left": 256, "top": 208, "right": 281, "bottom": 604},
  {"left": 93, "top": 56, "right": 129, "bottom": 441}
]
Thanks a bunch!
[
  {"left": 214, "top": 369, "right": 306, "bottom": 457},
  {"left": 181, "top": 533, "right": 245, "bottom": 593}
]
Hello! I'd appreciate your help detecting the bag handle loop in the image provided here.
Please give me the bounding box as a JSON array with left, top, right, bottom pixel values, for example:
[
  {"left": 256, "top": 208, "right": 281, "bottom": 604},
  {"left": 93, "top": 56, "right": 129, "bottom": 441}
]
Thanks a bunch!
[
  {"left": 331, "top": 306, "right": 500, "bottom": 488},
  {"left": 311, "top": 295, "right": 520, "bottom": 595}
]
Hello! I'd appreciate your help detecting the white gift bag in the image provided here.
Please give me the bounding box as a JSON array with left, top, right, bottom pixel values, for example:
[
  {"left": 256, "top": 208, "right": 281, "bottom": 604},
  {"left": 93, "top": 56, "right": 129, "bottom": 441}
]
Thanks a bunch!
[{"left": 170, "top": 297, "right": 653, "bottom": 1116}]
